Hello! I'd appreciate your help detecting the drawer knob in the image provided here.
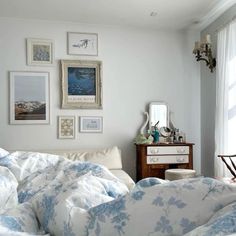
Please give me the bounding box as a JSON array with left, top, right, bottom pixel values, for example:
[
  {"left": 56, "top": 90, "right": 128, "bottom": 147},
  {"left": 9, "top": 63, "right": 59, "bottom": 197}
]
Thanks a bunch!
[
  {"left": 177, "top": 148, "right": 185, "bottom": 154},
  {"left": 150, "top": 149, "right": 159, "bottom": 154},
  {"left": 177, "top": 157, "right": 185, "bottom": 162},
  {"left": 151, "top": 157, "right": 159, "bottom": 163}
]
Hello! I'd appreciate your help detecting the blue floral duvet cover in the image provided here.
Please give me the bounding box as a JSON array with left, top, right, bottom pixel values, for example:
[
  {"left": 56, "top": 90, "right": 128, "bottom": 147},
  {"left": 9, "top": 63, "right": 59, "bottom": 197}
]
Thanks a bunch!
[{"left": 0, "top": 149, "right": 235, "bottom": 236}]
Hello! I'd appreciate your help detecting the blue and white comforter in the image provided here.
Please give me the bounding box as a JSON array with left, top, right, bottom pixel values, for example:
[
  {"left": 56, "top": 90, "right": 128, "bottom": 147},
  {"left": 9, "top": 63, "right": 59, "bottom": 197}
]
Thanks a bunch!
[{"left": 0, "top": 148, "right": 235, "bottom": 236}]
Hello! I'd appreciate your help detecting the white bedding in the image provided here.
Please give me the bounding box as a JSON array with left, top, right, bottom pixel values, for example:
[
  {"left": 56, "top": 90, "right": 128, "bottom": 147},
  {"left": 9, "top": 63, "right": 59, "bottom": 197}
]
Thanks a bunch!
[
  {"left": 0, "top": 149, "right": 235, "bottom": 236},
  {"left": 9, "top": 147, "right": 135, "bottom": 190}
]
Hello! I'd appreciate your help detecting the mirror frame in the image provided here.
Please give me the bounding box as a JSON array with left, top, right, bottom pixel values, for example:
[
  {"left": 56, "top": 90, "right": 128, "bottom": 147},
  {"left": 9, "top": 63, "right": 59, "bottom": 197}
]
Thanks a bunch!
[{"left": 149, "top": 101, "right": 169, "bottom": 130}]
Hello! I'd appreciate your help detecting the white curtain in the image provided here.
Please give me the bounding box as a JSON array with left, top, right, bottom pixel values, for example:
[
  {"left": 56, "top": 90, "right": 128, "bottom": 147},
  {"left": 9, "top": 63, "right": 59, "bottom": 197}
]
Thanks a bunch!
[{"left": 215, "top": 19, "right": 236, "bottom": 177}]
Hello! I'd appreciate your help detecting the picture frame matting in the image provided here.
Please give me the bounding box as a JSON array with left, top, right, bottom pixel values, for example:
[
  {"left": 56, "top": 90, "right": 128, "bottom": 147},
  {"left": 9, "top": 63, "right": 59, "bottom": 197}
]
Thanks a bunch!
[
  {"left": 79, "top": 116, "right": 103, "bottom": 133},
  {"left": 27, "top": 38, "right": 54, "bottom": 66},
  {"left": 67, "top": 32, "right": 98, "bottom": 56}
]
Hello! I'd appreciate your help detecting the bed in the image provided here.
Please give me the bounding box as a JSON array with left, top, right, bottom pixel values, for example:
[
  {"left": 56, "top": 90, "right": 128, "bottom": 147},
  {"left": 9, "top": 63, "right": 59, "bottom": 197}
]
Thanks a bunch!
[{"left": 0, "top": 147, "right": 236, "bottom": 236}]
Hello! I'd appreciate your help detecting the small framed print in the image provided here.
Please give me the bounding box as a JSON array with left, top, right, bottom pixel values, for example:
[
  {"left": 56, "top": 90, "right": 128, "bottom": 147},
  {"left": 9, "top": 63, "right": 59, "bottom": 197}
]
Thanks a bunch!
[
  {"left": 27, "top": 38, "right": 54, "bottom": 66},
  {"left": 58, "top": 116, "right": 76, "bottom": 139},
  {"left": 80, "top": 116, "right": 103, "bottom": 133},
  {"left": 67, "top": 32, "right": 98, "bottom": 56},
  {"left": 9, "top": 71, "right": 50, "bottom": 124}
]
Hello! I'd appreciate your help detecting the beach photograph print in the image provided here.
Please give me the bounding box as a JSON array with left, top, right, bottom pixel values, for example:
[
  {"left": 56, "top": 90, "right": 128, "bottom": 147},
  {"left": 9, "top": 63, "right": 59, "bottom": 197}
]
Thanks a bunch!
[{"left": 10, "top": 71, "right": 50, "bottom": 124}]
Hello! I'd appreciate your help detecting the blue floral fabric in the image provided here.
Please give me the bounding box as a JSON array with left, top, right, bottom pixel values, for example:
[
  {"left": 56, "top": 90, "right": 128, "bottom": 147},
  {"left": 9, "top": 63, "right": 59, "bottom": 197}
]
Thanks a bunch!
[
  {"left": 4, "top": 151, "right": 128, "bottom": 236},
  {"left": 185, "top": 202, "right": 236, "bottom": 236},
  {"left": 86, "top": 177, "right": 236, "bottom": 236},
  {"left": 0, "top": 150, "right": 236, "bottom": 236}
]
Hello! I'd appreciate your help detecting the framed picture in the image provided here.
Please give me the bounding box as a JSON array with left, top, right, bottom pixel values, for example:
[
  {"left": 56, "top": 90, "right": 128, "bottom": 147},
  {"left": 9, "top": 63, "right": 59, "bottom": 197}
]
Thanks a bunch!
[
  {"left": 9, "top": 71, "right": 50, "bottom": 124},
  {"left": 67, "top": 32, "right": 98, "bottom": 56},
  {"left": 80, "top": 116, "right": 103, "bottom": 133},
  {"left": 58, "top": 116, "right": 76, "bottom": 139},
  {"left": 61, "top": 60, "right": 102, "bottom": 109},
  {"left": 27, "top": 38, "right": 54, "bottom": 66}
]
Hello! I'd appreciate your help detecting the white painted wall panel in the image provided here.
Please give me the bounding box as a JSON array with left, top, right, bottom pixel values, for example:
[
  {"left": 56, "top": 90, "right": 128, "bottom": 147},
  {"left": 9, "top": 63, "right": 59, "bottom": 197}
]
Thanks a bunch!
[{"left": 0, "top": 18, "right": 200, "bottom": 179}]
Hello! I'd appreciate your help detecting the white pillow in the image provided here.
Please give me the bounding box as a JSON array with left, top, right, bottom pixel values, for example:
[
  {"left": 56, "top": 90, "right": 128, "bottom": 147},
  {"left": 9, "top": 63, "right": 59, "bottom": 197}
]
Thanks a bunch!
[
  {"left": 0, "top": 166, "right": 18, "bottom": 209},
  {"left": 0, "top": 148, "right": 9, "bottom": 158},
  {"left": 84, "top": 146, "right": 122, "bottom": 169}
]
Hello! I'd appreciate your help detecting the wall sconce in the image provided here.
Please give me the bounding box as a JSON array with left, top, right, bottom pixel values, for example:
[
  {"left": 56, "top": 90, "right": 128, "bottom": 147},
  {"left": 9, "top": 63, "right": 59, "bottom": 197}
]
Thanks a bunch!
[{"left": 193, "top": 34, "right": 216, "bottom": 73}]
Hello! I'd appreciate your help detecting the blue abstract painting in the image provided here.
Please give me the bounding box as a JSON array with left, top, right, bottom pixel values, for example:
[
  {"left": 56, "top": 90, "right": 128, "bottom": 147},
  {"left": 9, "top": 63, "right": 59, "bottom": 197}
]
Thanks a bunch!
[{"left": 68, "top": 67, "right": 96, "bottom": 96}]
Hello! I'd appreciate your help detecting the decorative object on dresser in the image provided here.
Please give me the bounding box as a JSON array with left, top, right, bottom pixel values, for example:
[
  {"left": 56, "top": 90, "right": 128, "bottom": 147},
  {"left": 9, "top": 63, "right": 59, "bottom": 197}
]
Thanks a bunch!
[
  {"left": 61, "top": 60, "right": 102, "bottom": 109},
  {"left": 9, "top": 71, "right": 50, "bottom": 125},
  {"left": 134, "top": 112, "right": 153, "bottom": 144},
  {"left": 135, "top": 143, "right": 194, "bottom": 180},
  {"left": 26, "top": 38, "right": 54, "bottom": 66}
]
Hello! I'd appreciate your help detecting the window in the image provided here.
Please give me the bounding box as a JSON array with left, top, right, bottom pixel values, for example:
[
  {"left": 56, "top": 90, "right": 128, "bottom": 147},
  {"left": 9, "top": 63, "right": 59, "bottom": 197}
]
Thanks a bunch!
[{"left": 215, "top": 19, "right": 236, "bottom": 177}]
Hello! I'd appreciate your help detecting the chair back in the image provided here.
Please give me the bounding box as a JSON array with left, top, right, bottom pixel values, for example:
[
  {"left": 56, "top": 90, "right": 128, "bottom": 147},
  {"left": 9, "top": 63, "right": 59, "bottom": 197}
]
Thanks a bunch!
[{"left": 218, "top": 154, "right": 236, "bottom": 179}]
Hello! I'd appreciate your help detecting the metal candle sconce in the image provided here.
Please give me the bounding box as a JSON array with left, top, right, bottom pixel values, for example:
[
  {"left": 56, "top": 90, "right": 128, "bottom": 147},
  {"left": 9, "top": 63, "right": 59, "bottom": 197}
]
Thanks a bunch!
[{"left": 193, "top": 34, "right": 216, "bottom": 73}]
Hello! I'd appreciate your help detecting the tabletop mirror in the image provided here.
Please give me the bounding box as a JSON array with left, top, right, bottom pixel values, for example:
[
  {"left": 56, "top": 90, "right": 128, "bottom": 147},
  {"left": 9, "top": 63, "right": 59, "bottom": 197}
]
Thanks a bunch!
[{"left": 149, "top": 102, "right": 169, "bottom": 130}]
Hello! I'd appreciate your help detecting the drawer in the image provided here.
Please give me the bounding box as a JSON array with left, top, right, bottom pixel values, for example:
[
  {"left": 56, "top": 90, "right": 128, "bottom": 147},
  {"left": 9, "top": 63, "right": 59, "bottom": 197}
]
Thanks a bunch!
[
  {"left": 147, "top": 146, "right": 189, "bottom": 155},
  {"left": 146, "top": 155, "right": 189, "bottom": 164}
]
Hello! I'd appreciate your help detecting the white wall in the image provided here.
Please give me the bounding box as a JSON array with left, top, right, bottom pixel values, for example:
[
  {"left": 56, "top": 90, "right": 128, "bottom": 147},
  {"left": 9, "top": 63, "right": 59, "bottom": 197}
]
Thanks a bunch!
[
  {"left": 0, "top": 17, "right": 200, "bottom": 179},
  {"left": 201, "top": 4, "right": 236, "bottom": 177}
]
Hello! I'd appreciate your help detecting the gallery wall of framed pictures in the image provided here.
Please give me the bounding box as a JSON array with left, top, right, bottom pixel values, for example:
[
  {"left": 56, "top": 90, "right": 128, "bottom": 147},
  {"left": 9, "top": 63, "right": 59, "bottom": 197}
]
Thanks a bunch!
[{"left": 9, "top": 32, "right": 103, "bottom": 140}]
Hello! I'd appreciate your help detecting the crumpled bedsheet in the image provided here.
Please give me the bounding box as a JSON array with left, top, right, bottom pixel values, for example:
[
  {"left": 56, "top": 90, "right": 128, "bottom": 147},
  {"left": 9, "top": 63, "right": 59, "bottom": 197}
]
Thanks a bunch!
[{"left": 0, "top": 150, "right": 235, "bottom": 236}]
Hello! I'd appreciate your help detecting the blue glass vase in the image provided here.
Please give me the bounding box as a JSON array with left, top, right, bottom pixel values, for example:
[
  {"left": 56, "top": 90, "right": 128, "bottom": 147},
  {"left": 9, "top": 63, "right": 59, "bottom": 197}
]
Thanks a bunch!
[{"left": 152, "top": 130, "right": 159, "bottom": 143}]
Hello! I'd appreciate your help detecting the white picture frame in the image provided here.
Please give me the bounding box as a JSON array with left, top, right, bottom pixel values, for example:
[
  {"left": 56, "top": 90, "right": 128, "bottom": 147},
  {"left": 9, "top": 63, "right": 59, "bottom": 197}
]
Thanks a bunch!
[
  {"left": 9, "top": 71, "right": 50, "bottom": 124},
  {"left": 67, "top": 32, "right": 98, "bottom": 56},
  {"left": 27, "top": 38, "right": 54, "bottom": 66},
  {"left": 58, "top": 116, "right": 76, "bottom": 139},
  {"left": 79, "top": 116, "right": 103, "bottom": 133},
  {"left": 61, "top": 60, "right": 102, "bottom": 109}
]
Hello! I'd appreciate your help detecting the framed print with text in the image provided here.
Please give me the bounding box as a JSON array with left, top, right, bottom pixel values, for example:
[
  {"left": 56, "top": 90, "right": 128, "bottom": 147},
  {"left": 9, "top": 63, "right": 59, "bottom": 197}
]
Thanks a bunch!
[
  {"left": 61, "top": 60, "right": 102, "bottom": 109},
  {"left": 80, "top": 116, "right": 103, "bottom": 133}
]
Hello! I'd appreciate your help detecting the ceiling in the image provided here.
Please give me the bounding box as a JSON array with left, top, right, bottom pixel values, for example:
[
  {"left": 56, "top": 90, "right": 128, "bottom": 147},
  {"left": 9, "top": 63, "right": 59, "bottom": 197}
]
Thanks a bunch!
[{"left": 0, "top": 0, "right": 235, "bottom": 30}]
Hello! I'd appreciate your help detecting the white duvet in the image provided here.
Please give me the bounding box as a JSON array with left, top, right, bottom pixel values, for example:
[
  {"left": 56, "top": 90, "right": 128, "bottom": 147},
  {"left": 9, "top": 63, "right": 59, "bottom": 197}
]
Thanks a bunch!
[{"left": 0, "top": 149, "right": 236, "bottom": 236}]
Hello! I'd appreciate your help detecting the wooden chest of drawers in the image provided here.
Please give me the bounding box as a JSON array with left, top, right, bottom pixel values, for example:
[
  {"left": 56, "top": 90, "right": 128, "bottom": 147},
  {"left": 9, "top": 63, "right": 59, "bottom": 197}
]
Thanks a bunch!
[{"left": 135, "top": 143, "right": 194, "bottom": 181}]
